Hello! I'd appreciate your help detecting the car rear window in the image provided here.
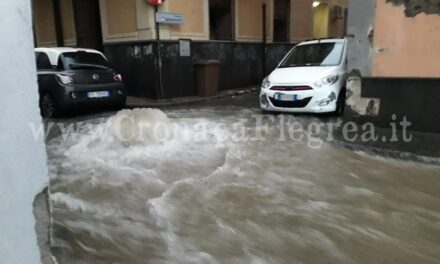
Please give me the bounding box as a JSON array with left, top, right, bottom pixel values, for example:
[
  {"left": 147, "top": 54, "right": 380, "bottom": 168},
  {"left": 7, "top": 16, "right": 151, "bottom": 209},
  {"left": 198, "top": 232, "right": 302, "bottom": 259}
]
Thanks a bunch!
[
  {"left": 60, "top": 52, "right": 110, "bottom": 70},
  {"left": 35, "top": 52, "right": 53, "bottom": 70}
]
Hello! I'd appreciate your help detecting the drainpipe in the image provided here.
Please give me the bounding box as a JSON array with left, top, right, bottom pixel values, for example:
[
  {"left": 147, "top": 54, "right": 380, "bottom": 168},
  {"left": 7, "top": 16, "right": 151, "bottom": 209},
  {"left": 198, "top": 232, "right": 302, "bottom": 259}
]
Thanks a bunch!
[
  {"left": 154, "top": 5, "right": 164, "bottom": 99},
  {"left": 262, "top": 3, "right": 267, "bottom": 78}
]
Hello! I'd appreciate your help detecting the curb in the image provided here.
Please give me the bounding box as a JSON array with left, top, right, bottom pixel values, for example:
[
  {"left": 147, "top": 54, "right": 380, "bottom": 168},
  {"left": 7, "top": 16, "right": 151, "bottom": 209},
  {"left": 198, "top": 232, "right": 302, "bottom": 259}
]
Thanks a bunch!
[
  {"left": 333, "top": 139, "right": 440, "bottom": 166},
  {"left": 126, "top": 87, "right": 259, "bottom": 108}
]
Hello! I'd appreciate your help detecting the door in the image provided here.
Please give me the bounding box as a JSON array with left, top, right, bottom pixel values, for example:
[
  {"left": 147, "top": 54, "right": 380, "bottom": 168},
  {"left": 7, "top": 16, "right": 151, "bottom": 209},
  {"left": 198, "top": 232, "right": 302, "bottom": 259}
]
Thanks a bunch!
[{"left": 72, "top": 0, "right": 103, "bottom": 51}]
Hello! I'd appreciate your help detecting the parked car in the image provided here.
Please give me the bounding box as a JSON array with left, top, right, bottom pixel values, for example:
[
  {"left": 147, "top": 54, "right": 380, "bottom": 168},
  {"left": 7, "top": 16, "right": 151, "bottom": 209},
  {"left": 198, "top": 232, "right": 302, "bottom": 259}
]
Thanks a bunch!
[
  {"left": 35, "top": 47, "right": 126, "bottom": 118},
  {"left": 260, "top": 38, "right": 347, "bottom": 114}
]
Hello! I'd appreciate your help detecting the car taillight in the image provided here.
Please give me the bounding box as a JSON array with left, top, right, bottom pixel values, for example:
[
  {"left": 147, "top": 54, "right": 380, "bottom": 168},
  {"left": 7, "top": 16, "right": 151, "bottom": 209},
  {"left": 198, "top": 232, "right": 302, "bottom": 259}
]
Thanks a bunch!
[
  {"left": 113, "top": 74, "right": 123, "bottom": 82},
  {"left": 56, "top": 74, "right": 74, "bottom": 84}
]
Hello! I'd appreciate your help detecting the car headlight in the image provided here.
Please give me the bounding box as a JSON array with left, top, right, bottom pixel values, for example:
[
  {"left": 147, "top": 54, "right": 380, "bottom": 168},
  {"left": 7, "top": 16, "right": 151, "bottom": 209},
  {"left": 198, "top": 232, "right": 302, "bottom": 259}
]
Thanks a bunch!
[
  {"left": 56, "top": 74, "right": 74, "bottom": 85},
  {"left": 314, "top": 74, "right": 339, "bottom": 88},
  {"left": 261, "top": 77, "right": 271, "bottom": 89}
]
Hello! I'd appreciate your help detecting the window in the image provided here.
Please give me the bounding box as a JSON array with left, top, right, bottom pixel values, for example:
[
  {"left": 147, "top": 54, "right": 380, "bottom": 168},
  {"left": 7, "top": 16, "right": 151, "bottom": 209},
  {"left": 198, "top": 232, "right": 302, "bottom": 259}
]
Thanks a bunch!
[
  {"left": 59, "top": 52, "right": 110, "bottom": 70},
  {"left": 279, "top": 42, "right": 345, "bottom": 68},
  {"left": 209, "top": 0, "right": 234, "bottom": 40},
  {"left": 273, "top": 0, "right": 290, "bottom": 42},
  {"left": 35, "top": 52, "right": 53, "bottom": 70}
]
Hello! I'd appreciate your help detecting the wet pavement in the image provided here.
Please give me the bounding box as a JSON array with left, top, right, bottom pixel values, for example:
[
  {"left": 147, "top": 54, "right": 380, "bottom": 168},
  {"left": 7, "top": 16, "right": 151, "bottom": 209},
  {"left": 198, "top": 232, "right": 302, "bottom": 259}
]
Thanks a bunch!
[{"left": 46, "top": 94, "right": 440, "bottom": 264}]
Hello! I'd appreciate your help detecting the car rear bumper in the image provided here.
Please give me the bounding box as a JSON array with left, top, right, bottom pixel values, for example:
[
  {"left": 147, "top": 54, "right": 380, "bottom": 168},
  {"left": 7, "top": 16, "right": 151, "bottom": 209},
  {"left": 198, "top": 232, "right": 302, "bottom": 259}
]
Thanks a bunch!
[{"left": 56, "top": 82, "right": 126, "bottom": 110}]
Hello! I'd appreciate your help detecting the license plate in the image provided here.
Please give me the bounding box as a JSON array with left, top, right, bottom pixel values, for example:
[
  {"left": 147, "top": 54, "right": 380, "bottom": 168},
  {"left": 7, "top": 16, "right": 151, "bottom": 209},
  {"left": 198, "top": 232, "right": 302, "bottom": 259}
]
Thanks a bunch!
[
  {"left": 275, "top": 93, "right": 299, "bottom": 101},
  {"left": 87, "top": 91, "right": 110, "bottom": 98}
]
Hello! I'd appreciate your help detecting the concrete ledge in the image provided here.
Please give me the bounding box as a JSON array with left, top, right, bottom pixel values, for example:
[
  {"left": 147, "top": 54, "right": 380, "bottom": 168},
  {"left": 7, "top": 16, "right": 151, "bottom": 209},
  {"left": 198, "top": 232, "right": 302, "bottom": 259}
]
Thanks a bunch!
[
  {"left": 345, "top": 77, "right": 440, "bottom": 134},
  {"left": 333, "top": 125, "right": 440, "bottom": 165},
  {"left": 126, "top": 86, "right": 259, "bottom": 108}
]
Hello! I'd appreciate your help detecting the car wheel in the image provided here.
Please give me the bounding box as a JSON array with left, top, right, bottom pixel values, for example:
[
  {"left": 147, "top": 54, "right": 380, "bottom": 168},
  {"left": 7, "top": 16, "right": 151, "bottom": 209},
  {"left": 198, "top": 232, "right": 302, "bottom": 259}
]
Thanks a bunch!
[
  {"left": 334, "top": 89, "right": 346, "bottom": 116},
  {"left": 40, "top": 93, "right": 56, "bottom": 118}
]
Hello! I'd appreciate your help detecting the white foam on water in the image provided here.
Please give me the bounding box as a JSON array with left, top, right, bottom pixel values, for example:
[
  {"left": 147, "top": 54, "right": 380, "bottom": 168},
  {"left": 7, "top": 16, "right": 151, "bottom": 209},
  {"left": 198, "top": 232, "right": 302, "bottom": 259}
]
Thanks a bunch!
[
  {"left": 106, "top": 108, "right": 175, "bottom": 147},
  {"left": 51, "top": 192, "right": 122, "bottom": 218},
  {"left": 343, "top": 186, "right": 380, "bottom": 197}
]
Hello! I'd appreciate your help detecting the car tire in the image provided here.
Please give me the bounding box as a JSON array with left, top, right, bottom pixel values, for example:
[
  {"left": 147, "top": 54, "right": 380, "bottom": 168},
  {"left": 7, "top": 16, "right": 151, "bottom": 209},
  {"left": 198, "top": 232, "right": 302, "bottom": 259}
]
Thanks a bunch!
[
  {"left": 39, "top": 93, "right": 57, "bottom": 119},
  {"left": 334, "top": 89, "right": 346, "bottom": 116}
]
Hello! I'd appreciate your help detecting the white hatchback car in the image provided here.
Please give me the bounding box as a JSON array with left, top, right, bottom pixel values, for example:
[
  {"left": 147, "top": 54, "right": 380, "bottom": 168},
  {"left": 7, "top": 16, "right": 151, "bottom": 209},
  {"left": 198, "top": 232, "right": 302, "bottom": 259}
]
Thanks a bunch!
[{"left": 260, "top": 38, "right": 347, "bottom": 114}]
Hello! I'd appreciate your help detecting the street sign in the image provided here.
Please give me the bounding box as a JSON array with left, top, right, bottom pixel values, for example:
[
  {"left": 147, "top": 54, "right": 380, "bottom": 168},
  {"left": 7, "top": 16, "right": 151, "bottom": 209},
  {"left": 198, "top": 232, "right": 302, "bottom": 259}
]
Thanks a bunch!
[
  {"left": 149, "top": 0, "right": 165, "bottom": 6},
  {"left": 156, "top": 12, "right": 184, "bottom": 25},
  {"left": 179, "top": 39, "right": 191, "bottom": 57}
]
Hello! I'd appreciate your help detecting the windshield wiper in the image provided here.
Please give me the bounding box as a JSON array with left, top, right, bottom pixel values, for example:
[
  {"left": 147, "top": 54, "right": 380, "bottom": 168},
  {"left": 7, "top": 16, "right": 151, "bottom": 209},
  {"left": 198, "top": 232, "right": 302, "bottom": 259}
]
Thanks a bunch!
[
  {"left": 69, "top": 63, "right": 109, "bottom": 70},
  {"left": 279, "top": 64, "right": 300, "bottom": 68},
  {"left": 279, "top": 63, "right": 316, "bottom": 68}
]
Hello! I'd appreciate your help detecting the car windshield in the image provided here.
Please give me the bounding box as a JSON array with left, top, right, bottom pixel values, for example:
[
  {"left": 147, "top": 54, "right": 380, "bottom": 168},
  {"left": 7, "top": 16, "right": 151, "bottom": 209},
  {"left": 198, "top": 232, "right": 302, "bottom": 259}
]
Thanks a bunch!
[
  {"left": 61, "top": 52, "right": 110, "bottom": 70},
  {"left": 279, "top": 42, "right": 344, "bottom": 68}
]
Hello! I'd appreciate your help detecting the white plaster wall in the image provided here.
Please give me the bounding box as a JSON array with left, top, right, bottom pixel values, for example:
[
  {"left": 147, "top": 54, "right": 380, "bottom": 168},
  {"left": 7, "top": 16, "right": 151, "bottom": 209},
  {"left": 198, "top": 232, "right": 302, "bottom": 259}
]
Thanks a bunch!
[{"left": 0, "top": 0, "right": 49, "bottom": 263}]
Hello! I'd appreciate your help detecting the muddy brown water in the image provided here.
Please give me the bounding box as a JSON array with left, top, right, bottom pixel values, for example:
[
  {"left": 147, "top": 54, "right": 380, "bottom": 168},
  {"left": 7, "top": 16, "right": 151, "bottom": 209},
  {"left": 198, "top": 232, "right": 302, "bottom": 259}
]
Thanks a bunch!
[{"left": 46, "top": 106, "right": 440, "bottom": 264}]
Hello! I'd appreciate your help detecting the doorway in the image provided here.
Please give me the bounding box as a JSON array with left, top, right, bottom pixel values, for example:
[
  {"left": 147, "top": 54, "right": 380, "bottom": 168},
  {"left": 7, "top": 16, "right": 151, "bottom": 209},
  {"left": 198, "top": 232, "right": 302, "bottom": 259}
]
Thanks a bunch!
[
  {"left": 273, "top": 0, "right": 290, "bottom": 42},
  {"left": 209, "top": 0, "right": 234, "bottom": 40},
  {"left": 72, "top": 0, "right": 103, "bottom": 51}
]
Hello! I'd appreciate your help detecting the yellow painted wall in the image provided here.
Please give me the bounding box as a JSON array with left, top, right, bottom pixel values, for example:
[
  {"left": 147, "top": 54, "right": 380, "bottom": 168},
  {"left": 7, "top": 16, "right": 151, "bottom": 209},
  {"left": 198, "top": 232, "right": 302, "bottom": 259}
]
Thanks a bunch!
[
  {"left": 372, "top": 0, "right": 440, "bottom": 77},
  {"left": 313, "top": 3, "right": 328, "bottom": 38},
  {"left": 34, "top": 0, "right": 57, "bottom": 45},
  {"left": 168, "top": 0, "right": 274, "bottom": 41},
  {"left": 291, "top": 0, "right": 313, "bottom": 42},
  {"left": 169, "top": 0, "right": 206, "bottom": 36},
  {"left": 104, "top": 0, "right": 137, "bottom": 35},
  {"left": 33, "top": 0, "right": 341, "bottom": 45},
  {"left": 237, "top": 0, "right": 272, "bottom": 41},
  {"left": 292, "top": 0, "right": 347, "bottom": 42}
]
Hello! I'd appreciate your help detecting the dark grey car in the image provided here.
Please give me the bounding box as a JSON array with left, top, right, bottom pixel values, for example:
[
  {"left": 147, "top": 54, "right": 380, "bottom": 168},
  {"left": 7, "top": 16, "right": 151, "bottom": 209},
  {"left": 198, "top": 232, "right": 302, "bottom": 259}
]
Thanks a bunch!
[{"left": 35, "top": 48, "right": 126, "bottom": 118}]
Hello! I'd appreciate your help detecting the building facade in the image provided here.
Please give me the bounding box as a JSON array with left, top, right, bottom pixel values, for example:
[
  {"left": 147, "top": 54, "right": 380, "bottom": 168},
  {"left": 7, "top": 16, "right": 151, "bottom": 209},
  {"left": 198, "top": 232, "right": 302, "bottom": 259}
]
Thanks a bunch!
[
  {"left": 33, "top": 0, "right": 348, "bottom": 98},
  {"left": 346, "top": 0, "right": 440, "bottom": 133}
]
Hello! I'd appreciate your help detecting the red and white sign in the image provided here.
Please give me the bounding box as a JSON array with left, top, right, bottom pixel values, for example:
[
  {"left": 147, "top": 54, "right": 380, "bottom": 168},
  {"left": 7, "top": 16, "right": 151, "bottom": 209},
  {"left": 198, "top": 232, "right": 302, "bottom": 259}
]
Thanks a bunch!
[{"left": 149, "top": 0, "right": 165, "bottom": 5}]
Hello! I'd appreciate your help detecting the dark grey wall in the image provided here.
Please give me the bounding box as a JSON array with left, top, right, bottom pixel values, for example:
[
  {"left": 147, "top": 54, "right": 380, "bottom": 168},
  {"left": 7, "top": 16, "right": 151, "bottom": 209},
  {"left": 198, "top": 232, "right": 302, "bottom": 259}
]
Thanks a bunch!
[
  {"left": 104, "top": 41, "right": 295, "bottom": 99},
  {"left": 351, "top": 77, "right": 440, "bottom": 133},
  {"left": 104, "top": 43, "right": 157, "bottom": 97},
  {"left": 265, "top": 43, "right": 294, "bottom": 74}
]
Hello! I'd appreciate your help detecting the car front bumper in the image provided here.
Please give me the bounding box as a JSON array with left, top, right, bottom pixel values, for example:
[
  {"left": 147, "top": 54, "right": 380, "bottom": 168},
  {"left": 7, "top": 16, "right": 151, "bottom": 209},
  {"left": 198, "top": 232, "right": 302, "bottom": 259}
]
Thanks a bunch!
[{"left": 259, "top": 85, "right": 339, "bottom": 113}]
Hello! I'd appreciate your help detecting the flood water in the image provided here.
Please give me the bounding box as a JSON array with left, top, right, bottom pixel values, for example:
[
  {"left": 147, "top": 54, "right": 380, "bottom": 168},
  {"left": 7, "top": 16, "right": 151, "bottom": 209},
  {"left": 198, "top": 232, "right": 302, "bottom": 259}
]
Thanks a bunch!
[{"left": 46, "top": 100, "right": 440, "bottom": 264}]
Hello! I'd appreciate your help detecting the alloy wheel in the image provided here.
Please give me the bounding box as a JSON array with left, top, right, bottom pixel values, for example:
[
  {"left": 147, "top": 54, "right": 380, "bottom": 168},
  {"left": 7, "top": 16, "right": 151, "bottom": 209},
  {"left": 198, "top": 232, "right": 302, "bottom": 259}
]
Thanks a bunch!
[{"left": 40, "top": 94, "right": 55, "bottom": 118}]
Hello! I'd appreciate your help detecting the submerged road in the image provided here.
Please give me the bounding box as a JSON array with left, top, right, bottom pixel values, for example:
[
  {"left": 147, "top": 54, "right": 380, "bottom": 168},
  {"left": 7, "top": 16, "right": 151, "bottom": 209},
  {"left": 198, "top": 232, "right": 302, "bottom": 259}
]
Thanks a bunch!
[{"left": 45, "top": 94, "right": 440, "bottom": 264}]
